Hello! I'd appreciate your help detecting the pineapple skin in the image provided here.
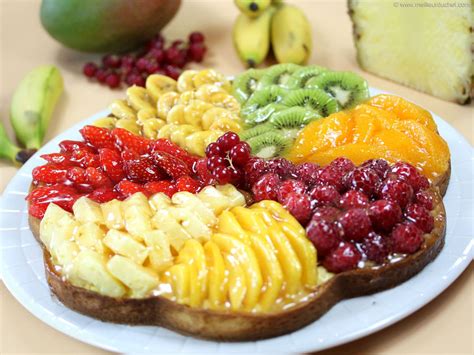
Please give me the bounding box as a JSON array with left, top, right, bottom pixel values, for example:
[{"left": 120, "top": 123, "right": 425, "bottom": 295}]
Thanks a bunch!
[{"left": 348, "top": 0, "right": 473, "bottom": 104}]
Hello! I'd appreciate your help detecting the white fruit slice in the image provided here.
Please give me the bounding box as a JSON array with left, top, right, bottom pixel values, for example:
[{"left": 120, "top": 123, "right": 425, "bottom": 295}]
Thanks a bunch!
[{"left": 103, "top": 230, "right": 149, "bottom": 265}]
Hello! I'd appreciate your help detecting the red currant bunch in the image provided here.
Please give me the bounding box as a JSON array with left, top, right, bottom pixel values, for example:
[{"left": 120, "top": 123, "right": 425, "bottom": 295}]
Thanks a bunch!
[
  {"left": 82, "top": 31, "right": 207, "bottom": 89},
  {"left": 205, "top": 132, "right": 251, "bottom": 185}
]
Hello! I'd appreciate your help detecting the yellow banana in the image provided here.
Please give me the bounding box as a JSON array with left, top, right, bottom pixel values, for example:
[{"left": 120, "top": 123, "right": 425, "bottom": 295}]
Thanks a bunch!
[
  {"left": 233, "top": 6, "right": 275, "bottom": 67},
  {"left": 234, "top": 0, "right": 271, "bottom": 17},
  {"left": 271, "top": 4, "right": 312, "bottom": 65}
]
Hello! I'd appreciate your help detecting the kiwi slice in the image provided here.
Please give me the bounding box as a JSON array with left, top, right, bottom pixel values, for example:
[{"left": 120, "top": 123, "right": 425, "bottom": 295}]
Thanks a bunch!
[
  {"left": 259, "top": 63, "right": 301, "bottom": 88},
  {"left": 241, "top": 85, "right": 287, "bottom": 120},
  {"left": 239, "top": 123, "right": 274, "bottom": 141},
  {"left": 305, "top": 71, "right": 369, "bottom": 109},
  {"left": 243, "top": 103, "right": 287, "bottom": 126},
  {"left": 287, "top": 66, "right": 328, "bottom": 89},
  {"left": 269, "top": 107, "right": 320, "bottom": 139},
  {"left": 232, "top": 69, "right": 264, "bottom": 104},
  {"left": 282, "top": 88, "right": 340, "bottom": 117},
  {"left": 247, "top": 131, "right": 292, "bottom": 159}
]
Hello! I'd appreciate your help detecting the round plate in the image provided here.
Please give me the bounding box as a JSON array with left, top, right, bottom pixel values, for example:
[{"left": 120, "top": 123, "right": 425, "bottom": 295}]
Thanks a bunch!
[{"left": 1, "top": 90, "right": 473, "bottom": 353}]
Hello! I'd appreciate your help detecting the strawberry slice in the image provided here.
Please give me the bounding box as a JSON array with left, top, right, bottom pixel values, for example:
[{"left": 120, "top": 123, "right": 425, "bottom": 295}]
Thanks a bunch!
[
  {"left": 59, "top": 140, "right": 95, "bottom": 153},
  {"left": 116, "top": 180, "right": 150, "bottom": 198},
  {"left": 176, "top": 176, "right": 202, "bottom": 193},
  {"left": 27, "top": 185, "right": 79, "bottom": 218},
  {"left": 152, "top": 151, "right": 191, "bottom": 180},
  {"left": 144, "top": 181, "right": 177, "bottom": 198},
  {"left": 71, "top": 150, "right": 100, "bottom": 168},
  {"left": 151, "top": 139, "right": 199, "bottom": 169},
  {"left": 79, "top": 126, "right": 116, "bottom": 150},
  {"left": 192, "top": 158, "right": 215, "bottom": 185},
  {"left": 84, "top": 167, "right": 113, "bottom": 188},
  {"left": 112, "top": 128, "right": 151, "bottom": 155},
  {"left": 99, "top": 148, "right": 125, "bottom": 183},
  {"left": 123, "top": 154, "right": 166, "bottom": 183},
  {"left": 40, "top": 153, "right": 76, "bottom": 166},
  {"left": 66, "top": 166, "right": 88, "bottom": 184},
  {"left": 88, "top": 186, "right": 121, "bottom": 203},
  {"left": 32, "top": 164, "right": 68, "bottom": 184}
]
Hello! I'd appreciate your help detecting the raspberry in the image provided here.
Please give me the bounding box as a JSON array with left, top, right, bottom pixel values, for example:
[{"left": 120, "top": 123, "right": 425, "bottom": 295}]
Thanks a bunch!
[
  {"left": 405, "top": 203, "right": 434, "bottom": 233},
  {"left": 391, "top": 162, "right": 429, "bottom": 192},
  {"left": 312, "top": 206, "right": 341, "bottom": 222},
  {"left": 339, "top": 190, "right": 369, "bottom": 209},
  {"left": 266, "top": 158, "right": 295, "bottom": 179},
  {"left": 306, "top": 218, "right": 342, "bottom": 256},
  {"left": 308, "top": 185, "right": 340, "bottom": 208},
  {"left": 276, "top": 179, "right": 306, "bottom": 203},
  {"left": 329, "top": 157, "right": 355, "bottom": 174},
  {"left": 361, "top": 159, "right": 390, "bottom": 178},
  {"left": 318, "top": 165, "right": 345, "bottom": 191},
  {"left": 293, "top": 162, "right": 320, "bottom": 186},
  {"left": 390, "top": 223, "right": 424, "bottom": 254},
  {"left": 339, "top": 208, "right": 372, "bottom": 242},
  {"left": 343, "top": 167, "right": 380, "bottom": 197},
  {"left": 323, "top": 242, "right": 361, "bottom": 273},
  {"left": 243, "top": 158, "right": 268, "bottom": 187},
  {"left": 282, "top": 192, "right": 312, "bottom": 225},
  {"left": 379, "top": 179, "right": 414, "bottom": 209},
  {"left": 368, "top": 200, "right": 402, "bottom": 232},
  {"left": 252, "top": 173, "right": 280, "bottom": 202},
  {"left": 415, "top": 190, "right": 434, "bottom": 210},
  {"left": 361, "top": 232, "right": 390, "bottom": 264}
]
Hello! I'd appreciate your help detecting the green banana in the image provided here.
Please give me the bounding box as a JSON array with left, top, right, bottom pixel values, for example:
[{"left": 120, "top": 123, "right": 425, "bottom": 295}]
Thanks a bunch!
[
  {"left": 233, "top": 6, "right": 275, "bottom": 68},
  {"left": 271, "top": 4, "right": 312, "bottom": 65},
  {"left": 234, "top": 0, "right": 271, "bottom": 18},
  {"left": 10, "top": 65, "right": 63, "bottom": 149},
  {"left": 0, "top": 121, "right": 35, "bottom": 165}
]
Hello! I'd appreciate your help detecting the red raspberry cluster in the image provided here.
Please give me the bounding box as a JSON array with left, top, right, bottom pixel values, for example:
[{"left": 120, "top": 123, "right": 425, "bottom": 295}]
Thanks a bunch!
[
  {"left": 28, "top": 126, "right": 207, "bottom": 219},
  {"left": 82, "top": 32, "right": 207, "bottom": 89},
  {"left": 239, "top": 155, "right": 435, "bottom": 273}
]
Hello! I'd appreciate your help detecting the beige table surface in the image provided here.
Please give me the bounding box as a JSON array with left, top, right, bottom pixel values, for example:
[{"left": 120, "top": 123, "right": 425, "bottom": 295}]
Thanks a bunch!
[{"left": 1, "top": 0, "right": 473, "bottom": 353}]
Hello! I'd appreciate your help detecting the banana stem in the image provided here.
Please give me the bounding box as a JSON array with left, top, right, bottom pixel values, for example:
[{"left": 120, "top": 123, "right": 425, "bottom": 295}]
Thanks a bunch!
[{"left": 0, "top": 121, "right": 36, "bottom": 165}]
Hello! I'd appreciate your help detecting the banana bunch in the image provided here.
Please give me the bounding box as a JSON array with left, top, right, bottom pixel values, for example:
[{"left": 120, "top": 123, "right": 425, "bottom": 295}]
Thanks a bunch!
[
  {"left": 1, "top": 65, "right": 63, "bottom": 165},
  {"left": 233, "top": 0, "right": 312, "bottom": 67}
]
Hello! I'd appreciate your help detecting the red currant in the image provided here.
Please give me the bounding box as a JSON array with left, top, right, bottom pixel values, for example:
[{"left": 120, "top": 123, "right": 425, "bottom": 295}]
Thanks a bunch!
[
  {"left": 102, "top": 54, "right": 121, "bottom": 68},
  {"left": 207, "top": 155, "right": 227, "bottom": 170},
  {"left": 105, "top": 73, "right": 121, "bottom": 88},
  {"left": 229, "top": 142, "right": 251, "bottom": 166},
  {"left": 189, "top": 31, "right": 205, "bottom": 43},
  {"left": 205, "top": 142, "right": 224, "bottom": 157},
  {"left": 212, "top": 165, "right": 232, "bottom": 184},
  {"left": 216, "top": 132, "right": 240, "bottom": 152},
  {"left": 83, "top": 62, "right": 98, "bottom": 78}
]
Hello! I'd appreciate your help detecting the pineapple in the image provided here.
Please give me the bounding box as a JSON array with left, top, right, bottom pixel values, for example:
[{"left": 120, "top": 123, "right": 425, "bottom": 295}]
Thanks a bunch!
[
  {"left": 348, "top": 0, "right": 473, "bottom": 104},
  {"left": 72, "top": 197, "right": 103, "bottom": 224},
  {"left": 103, "top": 229, "right": 149, "bottom": 265}
]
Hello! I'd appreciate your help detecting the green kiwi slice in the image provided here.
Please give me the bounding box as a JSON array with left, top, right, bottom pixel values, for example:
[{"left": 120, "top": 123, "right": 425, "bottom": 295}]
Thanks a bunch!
[
  {"left": 282, "top": 88, "right": 340, "bottom": 117},
  {"left": 243, "top": 103, "right": 287, "bottom": 126},
  {"left": 239, "top": 123, "right": 274, "bottom": 141},
  {"left": 232, "top": 69, "right": 264, "bottom": 104},
  {"left": 305, "top": 71, "right": 369, "bottom": 109},
  {"left": 269, "top": 107, "right": 321, "bottom": 139},
  {"left": 287, "top": 66, "right": 328, "bottom": 89},
  {"left": 247, "top": 131, "right": 292, "bottom": 158},
  {"left": 241, "top": 85, "right": 287, "bottom": 120},
  {"left": 259, "top": 63, "right": 301, "bottom": 88}
]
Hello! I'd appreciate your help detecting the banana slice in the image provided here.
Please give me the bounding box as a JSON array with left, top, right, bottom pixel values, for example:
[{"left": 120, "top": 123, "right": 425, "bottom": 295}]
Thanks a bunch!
[
  {"left": 177, "top": 70, "right": 198, "bottom": 92},
  {"left": 109, "top": 99, "right": 137, "bottom": 121},
  {"left": 157, "top": 91, "right": 180, "bottom": 119},
  {"left": 126, "top": 86, "right": 154, "bottom": 111},
  {"left": 146, "top": 74, "right": 177, "bottom": 102}
]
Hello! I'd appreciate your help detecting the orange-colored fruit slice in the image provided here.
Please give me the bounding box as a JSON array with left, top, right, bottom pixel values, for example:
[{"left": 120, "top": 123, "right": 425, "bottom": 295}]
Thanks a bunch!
[
  {"left": 366, "top": 94, "right": 437, "bottom": 132},
  {"left": 286, "top": 111, "right": 354, "bottom": 162}
]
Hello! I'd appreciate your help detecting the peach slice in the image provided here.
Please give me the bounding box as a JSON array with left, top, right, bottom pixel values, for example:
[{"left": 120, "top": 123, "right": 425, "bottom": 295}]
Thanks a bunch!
[{"left": 366, "top": 94, "right": 437, "bottom": 132}]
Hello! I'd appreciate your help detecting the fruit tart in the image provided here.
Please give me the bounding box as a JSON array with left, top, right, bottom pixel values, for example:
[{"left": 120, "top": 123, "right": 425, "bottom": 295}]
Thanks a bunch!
[{"left": 27, "top": 127, "right": 447, "bottom": 340}]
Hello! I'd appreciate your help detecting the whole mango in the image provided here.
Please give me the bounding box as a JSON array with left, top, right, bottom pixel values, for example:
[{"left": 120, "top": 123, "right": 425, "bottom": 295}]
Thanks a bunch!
[{"left": 40, "top": 0, "right": 181, "bottom": 53}]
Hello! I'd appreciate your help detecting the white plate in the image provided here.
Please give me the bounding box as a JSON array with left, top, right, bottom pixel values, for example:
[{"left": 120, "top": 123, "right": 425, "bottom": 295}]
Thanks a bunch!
[{"left": 1, "top": 90, "right": 473, "bottom": 353}]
